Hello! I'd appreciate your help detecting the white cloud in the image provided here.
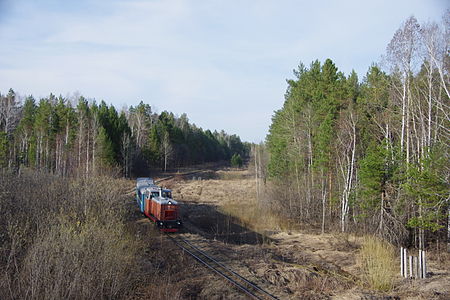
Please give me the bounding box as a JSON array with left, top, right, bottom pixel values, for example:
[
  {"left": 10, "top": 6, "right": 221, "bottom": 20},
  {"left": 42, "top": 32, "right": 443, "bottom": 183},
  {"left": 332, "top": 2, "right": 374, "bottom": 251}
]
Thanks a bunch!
[{"left": 0, "top": 0, "right": 447, "bottom": 142}]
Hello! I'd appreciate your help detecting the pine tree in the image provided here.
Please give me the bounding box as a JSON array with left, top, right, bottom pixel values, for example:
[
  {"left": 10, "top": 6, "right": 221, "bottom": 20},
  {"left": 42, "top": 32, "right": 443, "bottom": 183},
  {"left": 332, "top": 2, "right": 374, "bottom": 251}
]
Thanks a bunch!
[
  {"left": 95, "top": 126, "right": 115, "bottom": 172},
  {"left": 231, "top": 153, "right": 243, "bottom": 168}
]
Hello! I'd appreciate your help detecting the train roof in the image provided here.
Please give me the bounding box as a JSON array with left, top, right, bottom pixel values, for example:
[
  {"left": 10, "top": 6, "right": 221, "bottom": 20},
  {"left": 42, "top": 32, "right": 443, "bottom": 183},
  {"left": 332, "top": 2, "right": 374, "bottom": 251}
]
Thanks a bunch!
[
  {"left": 138, "top": 184, "right": 159, "bottom": 194},
  {"left": 136, "top": 177, "right": 154, "bottom": 189},
  {"left": 137, "top": 177, "right": 153, "bottom": 182}
]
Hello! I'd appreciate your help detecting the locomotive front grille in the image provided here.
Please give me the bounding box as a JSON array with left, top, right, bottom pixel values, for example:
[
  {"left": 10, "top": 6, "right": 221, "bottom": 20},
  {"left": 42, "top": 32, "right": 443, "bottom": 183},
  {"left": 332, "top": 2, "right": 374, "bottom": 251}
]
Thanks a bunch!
[{"left": 164, "top": 210, "right": 176, "bottom": 219}]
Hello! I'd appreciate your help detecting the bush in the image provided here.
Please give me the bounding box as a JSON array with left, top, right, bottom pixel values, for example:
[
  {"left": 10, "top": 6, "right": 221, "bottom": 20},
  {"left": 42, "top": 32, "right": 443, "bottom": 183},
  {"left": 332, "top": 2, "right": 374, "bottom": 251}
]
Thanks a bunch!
[
  {"left": 0, "top": 170, "right": 143, "bottom": 300},
  {"left": 359, "top": 236, "right": 397, "bottom": 291},
  {"left": 22, "top": 216, "right": 140, "bottom": 300}
]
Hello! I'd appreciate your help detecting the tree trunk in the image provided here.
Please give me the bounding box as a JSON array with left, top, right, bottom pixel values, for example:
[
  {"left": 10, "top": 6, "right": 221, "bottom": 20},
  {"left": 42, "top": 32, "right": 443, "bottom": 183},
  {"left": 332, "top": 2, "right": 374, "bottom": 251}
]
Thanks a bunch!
[
  {"left": 164, "top": 152, "right": 167, "bottom": 172},
  {"left": 447, "top": 205, "right": 450, "bottom": 253},
  {"left": 78, "top": 122, "right": 83, "bottom": 174},
  {"left": 427, "top": 64, "right": 432, "bottom": 148},
  {"left": 401, "top": 78, "right": 407, "bottom": 153},
  {"left": 321, "top": 170, "right": 327, "bottom": 234},
  {"left": 406, "top": 76, "right": 411, "bottom": 165},
  {"left": 254, "top": 145, "right": 259, "bottom": 202},
  {"left": 86, "top": 127, "right": 90, "bottom": 177},
  {"left": 379, "top": 191, "right": 384, "bottom": 234},
  {"left": 307, "top": 126, "right": 313, "bottom": 220}
]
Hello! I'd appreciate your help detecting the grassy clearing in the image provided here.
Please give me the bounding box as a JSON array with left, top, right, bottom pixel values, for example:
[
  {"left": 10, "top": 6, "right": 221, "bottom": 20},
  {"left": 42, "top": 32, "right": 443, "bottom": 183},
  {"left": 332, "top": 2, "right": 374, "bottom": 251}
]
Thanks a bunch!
[
  {"left": 359, "top": 235, "right": 397, "bottom": 292},
  {"left": 219, "top": 199, "right": 296, "bottom": 239},
  {"left": 174, "top": 169, "right": 300, "bottom": 238},
  {"left": 215, "top": 169, "right": 250, "bottom": 180}
]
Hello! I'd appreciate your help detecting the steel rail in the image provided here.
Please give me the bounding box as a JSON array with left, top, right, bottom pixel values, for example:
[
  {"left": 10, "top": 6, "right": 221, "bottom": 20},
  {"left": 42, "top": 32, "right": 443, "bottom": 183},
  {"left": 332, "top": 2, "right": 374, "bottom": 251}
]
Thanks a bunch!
[
  {"left": 167, "top": 235, "right": 278, "bottom": 300},
  {"left": 169, "top": 236, "right": 261, "bottom": 299},
  {"left": 155, "top": 170, "right": 204, "bottom": 184},
  {"left": 180, "top": 238, "right": 278, "bottom": 300}
]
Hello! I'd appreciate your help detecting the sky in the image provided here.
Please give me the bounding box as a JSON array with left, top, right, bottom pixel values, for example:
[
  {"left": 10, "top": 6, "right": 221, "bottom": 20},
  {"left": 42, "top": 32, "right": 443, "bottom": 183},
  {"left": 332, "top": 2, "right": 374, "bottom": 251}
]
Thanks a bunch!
[{"left": 0, "top": 0, "right": 447, "bottom": 143}]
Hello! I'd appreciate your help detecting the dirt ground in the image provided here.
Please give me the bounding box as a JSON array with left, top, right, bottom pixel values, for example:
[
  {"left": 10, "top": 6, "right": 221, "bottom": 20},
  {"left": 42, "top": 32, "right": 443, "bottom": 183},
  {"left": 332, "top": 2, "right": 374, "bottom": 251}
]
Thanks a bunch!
[{"left": 134, "top": 168, "right": 450, "bottom": 300}]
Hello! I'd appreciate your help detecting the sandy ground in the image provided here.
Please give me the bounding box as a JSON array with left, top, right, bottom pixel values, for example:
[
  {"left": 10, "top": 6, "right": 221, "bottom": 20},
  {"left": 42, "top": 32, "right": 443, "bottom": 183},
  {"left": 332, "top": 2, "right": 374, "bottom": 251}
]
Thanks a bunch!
[{"left": 133, "top": 168, "right": 450, "bottom": 299}]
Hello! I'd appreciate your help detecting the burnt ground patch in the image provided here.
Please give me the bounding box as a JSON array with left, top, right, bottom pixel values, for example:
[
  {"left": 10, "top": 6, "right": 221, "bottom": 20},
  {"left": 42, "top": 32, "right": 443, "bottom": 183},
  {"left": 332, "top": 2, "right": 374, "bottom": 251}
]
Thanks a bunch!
[{"left": 180, "top": 202, "right": 271, "bottom": 245}]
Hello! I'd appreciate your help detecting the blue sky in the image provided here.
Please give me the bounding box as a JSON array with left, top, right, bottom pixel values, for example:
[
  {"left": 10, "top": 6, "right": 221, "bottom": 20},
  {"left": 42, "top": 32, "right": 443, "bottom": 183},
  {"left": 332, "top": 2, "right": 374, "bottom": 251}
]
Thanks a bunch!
[{"left": 0, "top": 0, "right": 447, "bottom": 142}]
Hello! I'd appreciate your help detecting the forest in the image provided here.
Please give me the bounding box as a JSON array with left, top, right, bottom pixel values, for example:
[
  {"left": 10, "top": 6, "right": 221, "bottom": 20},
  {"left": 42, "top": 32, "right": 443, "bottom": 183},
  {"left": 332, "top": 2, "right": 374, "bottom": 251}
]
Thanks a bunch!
[
  {"left": 263, "top": 15, "right": 449, "bottom": 250},
  {"left": 0, "top": 92, "right": 249, "bottom": 177},
  {"left": 0, "top": 84, "right": 249, "bottom": 299}
]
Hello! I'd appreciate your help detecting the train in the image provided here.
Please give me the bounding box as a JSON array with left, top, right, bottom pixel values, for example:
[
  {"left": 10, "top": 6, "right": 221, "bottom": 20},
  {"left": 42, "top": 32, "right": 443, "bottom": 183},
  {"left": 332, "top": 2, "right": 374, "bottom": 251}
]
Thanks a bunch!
[{"left": 136, "top": 177, "right": 182, "bottom": 232}]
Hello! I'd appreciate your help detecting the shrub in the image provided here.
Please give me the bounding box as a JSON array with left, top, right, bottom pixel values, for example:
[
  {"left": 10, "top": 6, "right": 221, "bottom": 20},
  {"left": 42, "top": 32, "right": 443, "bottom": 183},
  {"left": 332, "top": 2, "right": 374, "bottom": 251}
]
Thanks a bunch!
[
  {"left": 0, "top": 170, "right": 143, "bottom": 300},
  {"left": 21, "top": 216, "right": 140, "bottom": 300},
  {"left": 359, "top": 235, "right": 397, "bottom": 291}
]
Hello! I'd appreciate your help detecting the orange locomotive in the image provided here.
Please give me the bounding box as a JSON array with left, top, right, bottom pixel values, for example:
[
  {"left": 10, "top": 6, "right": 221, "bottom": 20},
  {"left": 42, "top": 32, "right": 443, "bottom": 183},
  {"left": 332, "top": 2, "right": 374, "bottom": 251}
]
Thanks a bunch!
[{"left": 136, "top": 178, "right": 182, "bottom": 232}]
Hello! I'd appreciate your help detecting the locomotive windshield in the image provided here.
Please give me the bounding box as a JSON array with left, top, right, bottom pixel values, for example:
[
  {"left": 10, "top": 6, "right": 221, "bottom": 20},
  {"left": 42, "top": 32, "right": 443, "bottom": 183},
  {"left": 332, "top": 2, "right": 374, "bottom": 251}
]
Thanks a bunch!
[
  {"left": 162, "top": 191, "right": 172, "bottom": 198},
  {"left": 151, "top": 191, "right": 159, "bottom": 198}
]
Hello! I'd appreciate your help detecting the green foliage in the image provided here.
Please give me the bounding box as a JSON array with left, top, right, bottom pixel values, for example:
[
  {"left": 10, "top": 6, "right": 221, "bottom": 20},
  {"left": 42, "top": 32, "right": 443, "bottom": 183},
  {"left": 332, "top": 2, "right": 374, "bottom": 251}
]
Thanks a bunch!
[
  {"left": 0, "top": 132, "right": 7, "bottom": 167},
  {"left": 404, "top": 146, "right": 449, "bottom": 232},
  {"left": 144, "top": 110, "right": 248, "bottom": 170},
  {"left": 358, "top": 141, "right": 390, "bottom": 210},
  {"left": 0, "top": 87, "right": 248, "bottom": 175},
  {"left": 230, "top": 153, "right": 243, "bottom": 168},
  {"left": 266, "top": 109, "right": 291, "bottom": 178},
  {"left": 267, "top": 59, "right": 344, "bottom": 178},
  {"left": 96, "top": 126, "right": 115, "bottom": 169},
  {"left": 266, "top": 51, "right": 449, "bottom": 247}
]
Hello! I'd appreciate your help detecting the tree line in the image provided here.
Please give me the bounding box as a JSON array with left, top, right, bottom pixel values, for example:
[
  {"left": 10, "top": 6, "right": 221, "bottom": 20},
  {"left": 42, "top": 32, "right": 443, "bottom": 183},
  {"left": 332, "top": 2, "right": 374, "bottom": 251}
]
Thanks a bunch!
[
  {"left": 264, "top": 14, "right": 449, "bottom": 250},
  {"left": 0, "top": 93, "right": 249, "bottom": 177}
]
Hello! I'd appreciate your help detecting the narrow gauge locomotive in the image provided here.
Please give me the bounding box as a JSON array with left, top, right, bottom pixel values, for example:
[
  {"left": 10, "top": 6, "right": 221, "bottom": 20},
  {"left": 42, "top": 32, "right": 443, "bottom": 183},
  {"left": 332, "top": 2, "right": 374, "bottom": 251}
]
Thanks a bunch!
[{"left": 136, "top": 177, "right": 182, "bottom": 232}]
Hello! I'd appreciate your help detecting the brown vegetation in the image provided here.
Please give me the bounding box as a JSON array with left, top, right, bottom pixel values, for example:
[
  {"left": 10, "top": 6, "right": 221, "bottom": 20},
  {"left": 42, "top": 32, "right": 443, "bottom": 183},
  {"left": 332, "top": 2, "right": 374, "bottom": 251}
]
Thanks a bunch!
[
  {"left": 0, "top": 169, "right": 143, "bottom": 299},
  {"left": 2, "top": 166, "right": 449, "bottom": 299},
  {"left": 170, "top": 168, "right": 450, "bottom": 299},
  {"left": 358, "top": 236, "right": 397, "bottom": 292}
]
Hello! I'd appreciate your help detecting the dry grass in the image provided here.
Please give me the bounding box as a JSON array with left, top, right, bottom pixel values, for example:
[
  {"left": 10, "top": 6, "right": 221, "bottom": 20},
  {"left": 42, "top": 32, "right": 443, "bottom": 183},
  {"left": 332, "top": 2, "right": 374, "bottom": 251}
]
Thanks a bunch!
[
  {"left": 172, "top": 169, "right": 299, "bottom": 240},
  {"left": 220, "top": 200, "right": 289, "bottom": 233},
  {"left": 215, "top": 169, "right": 250, "bottom": 180},
  {"left": 358, "top": 235, "right": 397, "bottom": 292}
]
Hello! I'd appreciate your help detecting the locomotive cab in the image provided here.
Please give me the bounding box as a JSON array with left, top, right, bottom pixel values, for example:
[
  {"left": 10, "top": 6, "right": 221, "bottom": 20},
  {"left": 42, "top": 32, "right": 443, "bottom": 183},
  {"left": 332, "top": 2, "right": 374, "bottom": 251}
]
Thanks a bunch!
[
  {"left": 136, "top": 179, "right": 182, "bottom": 232},
  {"left": 154, "top": 188, "right": 182, "bottom": 231}
]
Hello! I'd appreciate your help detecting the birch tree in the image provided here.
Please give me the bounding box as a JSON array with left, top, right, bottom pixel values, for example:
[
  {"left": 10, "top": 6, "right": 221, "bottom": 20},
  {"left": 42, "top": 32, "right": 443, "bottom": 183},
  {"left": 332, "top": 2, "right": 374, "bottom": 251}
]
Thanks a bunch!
[{"left": 161, "top": 130, "right": 172, "bottom": 172}]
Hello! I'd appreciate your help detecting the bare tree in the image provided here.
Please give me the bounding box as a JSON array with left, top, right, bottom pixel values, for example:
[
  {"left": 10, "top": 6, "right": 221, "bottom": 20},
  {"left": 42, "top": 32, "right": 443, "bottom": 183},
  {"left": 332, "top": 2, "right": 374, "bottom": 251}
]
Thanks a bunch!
[
  {"left": 386, "top": 16, "right": 420, "bottom": 164},
  {"left": 121, "top": 132, "right": 132, "bottom": 178},
  {"left": 128, "top": 102, "right": 152, "bottom": 149},
  {"left": 161, "top": 130, "right": 172, "bottom": 172},
  {"left": 0, "top": 90, "right": 20, "bottom": 136},
  {"left": 337, "top": 109, "right": 357, "bottom": 232}
]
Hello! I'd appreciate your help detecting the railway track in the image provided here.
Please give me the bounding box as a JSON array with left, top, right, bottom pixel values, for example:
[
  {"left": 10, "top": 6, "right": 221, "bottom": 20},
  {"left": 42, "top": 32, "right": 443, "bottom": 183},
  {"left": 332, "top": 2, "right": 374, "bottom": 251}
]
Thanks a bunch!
[
  {"left": 166, "top": 234, "right": 278, "bottom": 300},
  {"left": 154, "top": 169, "right": 204, "bottom": 184}
]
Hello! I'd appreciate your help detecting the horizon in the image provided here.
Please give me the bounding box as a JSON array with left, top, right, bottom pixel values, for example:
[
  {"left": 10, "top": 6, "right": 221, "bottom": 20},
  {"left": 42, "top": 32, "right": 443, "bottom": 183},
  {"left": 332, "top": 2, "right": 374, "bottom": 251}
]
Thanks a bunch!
[{"left": 0, "top": 0, "right": 447, "bottom": 142}]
